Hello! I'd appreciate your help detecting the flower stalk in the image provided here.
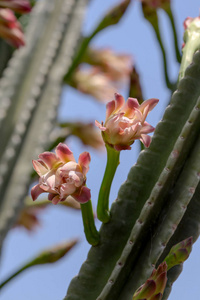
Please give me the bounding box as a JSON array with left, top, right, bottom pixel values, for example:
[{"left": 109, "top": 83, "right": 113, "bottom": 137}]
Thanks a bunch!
[
  {"left": 97, "top": 144, "right": 120, "bottom": 223},
  {"left": 81, "top": 200, "right": 100, "bottom": 246},
  {"left": 0, "top": 239, "right": 78, "bottom": 289}
]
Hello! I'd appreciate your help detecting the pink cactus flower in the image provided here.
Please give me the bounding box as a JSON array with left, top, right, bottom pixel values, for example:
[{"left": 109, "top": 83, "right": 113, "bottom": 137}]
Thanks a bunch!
[
  {"left": 183, "top": 16, "right": 200, "bottom": 30},
  {"left": 86, "top": 48, "right": 132, "bottom": 81},
  {"left": 0, "top": 8, "right": 25, "bottom": 47},
  {"left": 0, "top": 0, "right": 31, "bottom": 14},
  {"left": 71, "top": 67, "right": 117, "bottom": 102},
  {"left": 31, "top": 143, "right": 91, "bottom": 205},
  {"left": 95, "top": 93, "right": 159, "bottom": 151}
]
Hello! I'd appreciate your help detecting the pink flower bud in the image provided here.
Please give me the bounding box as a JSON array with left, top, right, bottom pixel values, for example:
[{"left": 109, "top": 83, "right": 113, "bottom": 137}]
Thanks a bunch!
[
  {"left": 31, "top": 143, "right": 91, "bottom": 205},
  {"left": 95, "top": 93, "right": 158, "bottom": 150}
]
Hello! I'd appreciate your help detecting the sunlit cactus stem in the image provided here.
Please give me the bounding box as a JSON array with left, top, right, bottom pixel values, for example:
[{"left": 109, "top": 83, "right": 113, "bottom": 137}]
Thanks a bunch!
[
  {"left": 97, "top": 144, "right": 120, "bottom": 223},
  {"left": 179, "top": 17, "right": 200, "bottom": 81}
]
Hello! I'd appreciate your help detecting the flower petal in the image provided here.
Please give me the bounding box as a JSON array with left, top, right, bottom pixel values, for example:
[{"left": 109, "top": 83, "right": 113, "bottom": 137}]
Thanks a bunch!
[
  {"left": 38, "top": 152, "right": 59, "bottom": 169},
  {"left": 123, "top": 97, "right": 139, "bottom": 117},
  {"left": 60, "top": 183, "right": 77, "bottom": 197},
  {"left": 31, "top": 184, "right": 44, "bottom": 201},
  {"left": 73, "top": 186, "right": 91, "bottom": 203},
  {"left": 106, "top": 100, "right": 115, "bottom": 120},
  {"left": 59, "top": 161, "right": 80, "bottom": 174},
  {"left": 140, "top": 122, "right": 155, "bottom": 134},
  {"left": 139, "top": 98, "right": 159, "bottom": 114},
  {"left": 78, "top": 152, "right": 91, "bottom": 175},
  {"left": 55, "top": 143, "right": 75, "bottom": 163},
  {"left": 114, "top": 93, "right": 125, "bottom": 111},
  {"left": 114, "top": 144, "right": 131, "bottom": 151},
  {"left": 140, "top": 134, "right": 152, "bottom": 147},
  {"left": 32, "top": 159, "right": 48, "bottom": 176},
  {"left": 52, "top": 195, "right": 61, "bottom": 205},
  {"left": 48, "top": 193, "right": 56, "bottom": 201},
  {"left": 95, "top": 120, "right": 107, "bottom": 131}
]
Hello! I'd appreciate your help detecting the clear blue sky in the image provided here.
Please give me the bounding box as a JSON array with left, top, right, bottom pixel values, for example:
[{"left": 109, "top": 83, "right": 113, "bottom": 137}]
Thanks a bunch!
[{"left": 1, "top": 1, "right": 200, "bottom": 299}]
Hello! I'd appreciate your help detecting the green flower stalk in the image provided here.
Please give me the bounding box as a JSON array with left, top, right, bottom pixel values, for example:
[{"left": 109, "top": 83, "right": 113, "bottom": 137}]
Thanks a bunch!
[
  {"left": 97, "top": 144, "right": 120, "bottom": 223},
  {"left": 0, "top": 239, "right": 78, "bottom": 289},
  {"left": 81, "top": 200, "right": 100, "bottom": 246},
  {"left": 141, "top": 0, "right": 173, "bottom": 89},
  {"left": 164, "top": 237, "right": 193, "bottom": 270},
  {"left": 96, "top": 93, "right": 158, "bottom": 223}
]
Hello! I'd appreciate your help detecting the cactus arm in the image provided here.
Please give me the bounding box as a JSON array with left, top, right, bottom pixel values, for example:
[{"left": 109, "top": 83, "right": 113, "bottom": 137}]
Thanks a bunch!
[
  {"left": 0, "top": 0, "right": 88, "bottom": 248},
  {"left": 116, "top": 130, "right": 200, "bottom": 300},
  {"left": 158, "top": 179, "right": 200, "bottom": 299},
  {"left": 179, "top": 40, "right": 200, "bottom": 81},
  {"left": 65, "top": 50, "right": 200, "bottom": 300}
]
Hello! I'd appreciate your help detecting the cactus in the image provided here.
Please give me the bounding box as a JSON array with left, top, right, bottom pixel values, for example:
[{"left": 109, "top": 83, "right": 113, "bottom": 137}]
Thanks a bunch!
[
  {"left": 64, "top": 49, "right": 200, "bottom": 299},
  {"left": 0, "top": 0, "right": 88, "bottom": 248},
  {"left": 1, "top": 1, "right": 200, "bottom": 300}
]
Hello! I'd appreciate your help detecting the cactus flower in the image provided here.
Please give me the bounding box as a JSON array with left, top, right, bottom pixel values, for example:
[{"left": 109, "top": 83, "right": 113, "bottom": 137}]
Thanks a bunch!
[
  {"left": 95, "top": 93, "right": 159, "bottom": 150},
  {"left": 14, "top": 206, "right": 44, "bottom": 231},
  {"left": 84, "top": 48, "right": 132, "bottom": 81},
  {"left": 71, "top": 67, "right": 117, "bottom": 102},
  {"left": 31, "top": 143, "right": 91, "bottom": 205},
  {"left": 0, "top": 8, "right": 25, "bottom": 47},
  {"left": 0, "top": 0, "right": 31, "bottom": 14},
  {"left": 132, "top": 262, "right": 167, "bottom": 300}
]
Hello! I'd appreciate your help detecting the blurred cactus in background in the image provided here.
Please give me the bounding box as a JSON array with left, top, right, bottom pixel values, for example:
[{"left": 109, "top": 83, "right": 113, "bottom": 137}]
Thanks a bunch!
[{"left": 0, "top": 1, "right": 200, "bottom": 300}]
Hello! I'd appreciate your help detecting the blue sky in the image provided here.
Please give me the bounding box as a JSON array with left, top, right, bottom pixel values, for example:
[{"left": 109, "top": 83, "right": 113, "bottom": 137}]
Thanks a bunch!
[{"left": 1, "top": 0, "right": 200, "bottom": 299}]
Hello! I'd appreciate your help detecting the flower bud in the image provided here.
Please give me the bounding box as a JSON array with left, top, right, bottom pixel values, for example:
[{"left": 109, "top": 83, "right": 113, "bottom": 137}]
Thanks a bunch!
[
  {"left": 132, "top": 262, "right": 167, "bottom": 300},
  {"left": 31, "top": 143, "right": 91, "bottom": 205},
  {"left": 164, "top": 237, "right": 193, "bottom": 270},
  {"left": 96, "top": 93, "right": 158, "bottom": 150}
]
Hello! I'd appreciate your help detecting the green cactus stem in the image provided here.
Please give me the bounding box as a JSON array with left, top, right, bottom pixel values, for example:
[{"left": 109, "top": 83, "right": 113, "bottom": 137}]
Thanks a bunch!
[
  {"left": 81, "top": 200, "right": 100, "bottom": 246},
  {"left": 97, "top": 144, "right": 120, "bottom": 223},
  {"left": 65, "top": 50, "right": 200, "bottom": 300},
  {"left": 179, "top": 17, "right": 200, "bottom": 80}
]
